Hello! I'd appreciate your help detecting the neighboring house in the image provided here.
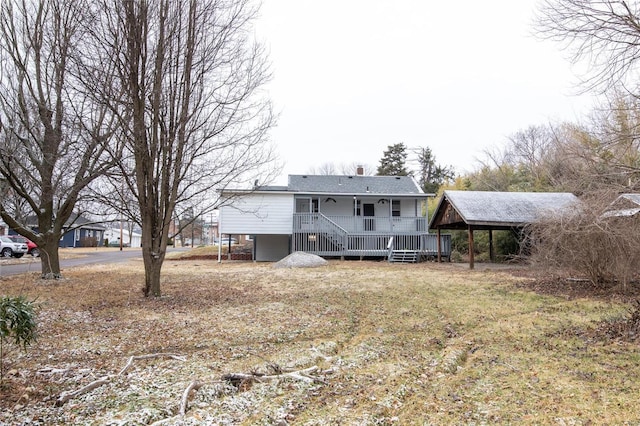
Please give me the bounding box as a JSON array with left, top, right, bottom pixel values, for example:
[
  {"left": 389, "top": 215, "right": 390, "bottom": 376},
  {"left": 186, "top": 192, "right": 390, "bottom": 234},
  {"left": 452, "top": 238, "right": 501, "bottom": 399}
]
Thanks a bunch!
[
  {"left": 23, "top": 213, "right": 106, "bottom": 248},
  {"left": 203, "top": 212, "right": 220, "bottom": 245},
  {"left": 103, "top": 227, "right": 142, "bottom": 248},
  {"left": 219, "top": 172, "right": 451, "bottom": 262},
  {"left": 58, "top": 214, "right": 106, "bottom": 248}
]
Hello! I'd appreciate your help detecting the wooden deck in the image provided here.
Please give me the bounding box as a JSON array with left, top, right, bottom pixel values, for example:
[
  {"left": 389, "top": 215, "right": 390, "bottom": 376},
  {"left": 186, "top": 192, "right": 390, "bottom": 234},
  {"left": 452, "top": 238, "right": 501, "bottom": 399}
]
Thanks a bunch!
[{"left": 292, "top": 213, "right": 451, "bottom": 260}]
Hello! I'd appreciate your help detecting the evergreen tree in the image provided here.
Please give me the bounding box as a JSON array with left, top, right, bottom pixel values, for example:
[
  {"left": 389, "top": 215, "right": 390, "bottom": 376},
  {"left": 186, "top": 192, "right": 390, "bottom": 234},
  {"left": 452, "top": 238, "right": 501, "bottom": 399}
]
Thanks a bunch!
[
  {"left": 415, "top": 146, "right": 455, "bottom": 193},
  {"left": 377, "top": 143, "right": 409, "bottom": 176}
]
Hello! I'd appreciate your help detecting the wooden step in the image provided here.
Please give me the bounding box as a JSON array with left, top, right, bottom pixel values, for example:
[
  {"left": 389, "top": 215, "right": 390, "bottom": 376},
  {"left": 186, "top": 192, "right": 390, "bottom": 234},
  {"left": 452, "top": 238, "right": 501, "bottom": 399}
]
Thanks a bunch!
[{"left": 389, "top": 250, "right": 418, "bottom": 263}]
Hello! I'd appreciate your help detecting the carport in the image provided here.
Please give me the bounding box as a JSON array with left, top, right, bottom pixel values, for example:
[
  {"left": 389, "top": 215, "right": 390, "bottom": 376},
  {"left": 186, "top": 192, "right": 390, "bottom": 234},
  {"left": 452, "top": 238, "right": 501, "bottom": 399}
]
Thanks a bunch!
[{"left": 429, "top": 191, "right": 579, "bottom": 269}]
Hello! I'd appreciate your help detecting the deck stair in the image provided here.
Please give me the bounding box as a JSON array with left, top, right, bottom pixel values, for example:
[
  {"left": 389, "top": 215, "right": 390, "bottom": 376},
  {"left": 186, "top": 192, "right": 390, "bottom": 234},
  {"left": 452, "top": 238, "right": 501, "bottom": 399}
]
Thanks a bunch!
[
  {"left": 389, "top": 249, "right": 419, "bottom": 263},
  {"left": 323, "top": 232, "right": 344, "bottom": 251}
]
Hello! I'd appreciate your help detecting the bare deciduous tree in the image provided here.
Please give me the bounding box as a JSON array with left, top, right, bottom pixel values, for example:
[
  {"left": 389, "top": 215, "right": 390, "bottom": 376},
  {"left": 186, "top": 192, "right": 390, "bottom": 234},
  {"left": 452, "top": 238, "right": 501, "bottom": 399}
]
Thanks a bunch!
[
  {"left": 92, "top": 0, "right": 278, "bottom": 297},
  {"left": 535, "top": 1, "right": 640, "bottom": 192},
  {"left": 536, "top": 0, "right": 640, "bottom": 93},
  {"left": 339, "top": 162, "right": 375, "bottom": 176},
  {"left": 307, "top": 162, "right": 337, "bottom": 176},
  {"left": 468, "top": 111, "right": 640, "bottom": 195},
  {"left": 544, "top": 93, "right": 640, "bottom": 194},
  {"left": 0, "top": 0, "right": 120, "bottom": 278},
  {"left": 468, "top": 125, "right": 558, "bottom": 192},
  {"left": 307, "top": 162, "right": 375, "bottom": 176}
]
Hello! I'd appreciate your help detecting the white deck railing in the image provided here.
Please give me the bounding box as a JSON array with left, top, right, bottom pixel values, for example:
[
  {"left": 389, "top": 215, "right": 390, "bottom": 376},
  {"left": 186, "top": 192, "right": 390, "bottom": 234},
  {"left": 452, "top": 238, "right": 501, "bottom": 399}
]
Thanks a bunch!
[{"left": 293, "top": 213, "right": 427, "bottom": 233}]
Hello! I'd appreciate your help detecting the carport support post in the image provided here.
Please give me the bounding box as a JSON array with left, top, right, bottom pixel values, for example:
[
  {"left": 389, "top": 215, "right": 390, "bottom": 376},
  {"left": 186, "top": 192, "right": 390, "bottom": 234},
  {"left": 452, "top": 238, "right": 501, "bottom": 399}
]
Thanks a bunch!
[
  {"left": 489, "top": 229, "right": 494, "bottom": 263},
  {"left": 468, "top": 225, "right": 474, "bottom": 270},
  {"left": 436, "top": 228, "right": 442, "bottom": 263}
]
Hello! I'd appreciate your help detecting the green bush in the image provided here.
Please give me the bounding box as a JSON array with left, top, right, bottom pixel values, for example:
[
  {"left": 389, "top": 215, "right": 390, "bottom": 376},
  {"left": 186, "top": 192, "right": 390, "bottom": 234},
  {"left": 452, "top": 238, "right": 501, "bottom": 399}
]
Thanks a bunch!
[
  {"left": 450, "top": 249, "right": 463, "bottom": 262},
  {"left": 0, "top": 296, "right": 37, "bottom": 383},
  {"left": 495, "top": 230, "right": 521, "bottom": 259}
]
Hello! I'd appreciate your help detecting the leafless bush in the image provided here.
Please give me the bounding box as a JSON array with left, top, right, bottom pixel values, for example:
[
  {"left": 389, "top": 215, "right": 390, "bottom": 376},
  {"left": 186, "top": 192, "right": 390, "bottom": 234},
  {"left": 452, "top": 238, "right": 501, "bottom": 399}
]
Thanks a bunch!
[{"left": 528, "top": 191, "right": 640, "bottom": 288}]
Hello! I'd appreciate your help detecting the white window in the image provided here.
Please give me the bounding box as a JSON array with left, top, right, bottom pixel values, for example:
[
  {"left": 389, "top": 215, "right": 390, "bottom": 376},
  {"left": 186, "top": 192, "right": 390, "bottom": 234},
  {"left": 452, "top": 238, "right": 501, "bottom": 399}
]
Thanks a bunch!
[{"left": 392, "top": 200, "right": 401, "bottom": 217}]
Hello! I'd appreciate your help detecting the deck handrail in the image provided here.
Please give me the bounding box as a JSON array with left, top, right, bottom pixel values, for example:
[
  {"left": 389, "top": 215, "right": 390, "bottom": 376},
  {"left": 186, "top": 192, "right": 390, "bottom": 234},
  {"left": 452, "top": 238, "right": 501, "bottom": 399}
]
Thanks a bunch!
[
  {"left": 387, "top": 236, "right": 394, "bottom": 260},
  {"left": 318, "top": 214, "right": 348, "bottom": 236},
  {"left": 294, "top": 213, "right": 427, "bottom": 233}
]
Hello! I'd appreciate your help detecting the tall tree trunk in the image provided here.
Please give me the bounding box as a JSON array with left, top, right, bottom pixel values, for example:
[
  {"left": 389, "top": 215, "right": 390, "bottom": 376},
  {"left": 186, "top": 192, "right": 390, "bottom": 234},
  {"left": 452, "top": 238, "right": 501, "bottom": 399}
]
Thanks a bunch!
[
  {"left": 142, "top": 248, "right": 164, "bottom": 297},
  {"left": 113, "top": 0, "right": 275, "bottom": 297},
  {"left": 39, "top": 239, "right": 61, "bottom": 279},
  {"left": 140, "top": 214, "right": 168, "bottom": 297}
]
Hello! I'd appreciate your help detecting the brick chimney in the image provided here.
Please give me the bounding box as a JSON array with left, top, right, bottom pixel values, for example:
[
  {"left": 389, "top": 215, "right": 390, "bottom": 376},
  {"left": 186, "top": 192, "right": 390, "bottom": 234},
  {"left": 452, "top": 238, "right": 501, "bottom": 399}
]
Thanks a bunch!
[{"left": 356, "top": 165, "right": 364, "bottom": 176}]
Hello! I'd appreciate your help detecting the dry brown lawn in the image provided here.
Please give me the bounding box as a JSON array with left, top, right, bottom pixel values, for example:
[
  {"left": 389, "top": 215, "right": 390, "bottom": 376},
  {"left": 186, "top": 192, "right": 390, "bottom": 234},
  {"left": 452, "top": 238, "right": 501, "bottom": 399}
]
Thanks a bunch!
[{"left": 1, "top": 256, "right": 640, "bottom": 424}]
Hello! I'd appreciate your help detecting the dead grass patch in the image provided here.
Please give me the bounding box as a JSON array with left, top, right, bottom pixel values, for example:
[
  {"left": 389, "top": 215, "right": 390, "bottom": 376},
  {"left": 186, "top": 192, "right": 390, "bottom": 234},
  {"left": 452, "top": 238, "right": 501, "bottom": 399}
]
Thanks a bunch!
[{"left": 0, "top": 260, "right": 639, "bottom": 424}]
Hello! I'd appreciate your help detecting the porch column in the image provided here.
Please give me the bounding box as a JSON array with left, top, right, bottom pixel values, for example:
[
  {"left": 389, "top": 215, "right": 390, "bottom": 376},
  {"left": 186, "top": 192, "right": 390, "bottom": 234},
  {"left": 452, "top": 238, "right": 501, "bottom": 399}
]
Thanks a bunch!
[
  {"left": 437, "top": 227, "right": 442, "bottom": 263},
  {"left": 468, "top": 225, "right": 474, "bottom": 270}
]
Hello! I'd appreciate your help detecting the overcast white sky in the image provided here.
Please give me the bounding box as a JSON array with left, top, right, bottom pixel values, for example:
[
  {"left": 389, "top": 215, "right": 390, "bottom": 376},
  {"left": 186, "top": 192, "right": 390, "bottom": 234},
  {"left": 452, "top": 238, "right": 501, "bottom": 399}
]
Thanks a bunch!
[{"left": 254, "top": 0, "right": 597, "bottom": 185}]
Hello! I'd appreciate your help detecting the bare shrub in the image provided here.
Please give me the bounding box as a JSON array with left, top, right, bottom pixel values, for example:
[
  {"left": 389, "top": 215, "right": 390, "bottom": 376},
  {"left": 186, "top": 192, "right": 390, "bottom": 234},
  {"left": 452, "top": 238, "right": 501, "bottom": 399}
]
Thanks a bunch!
[{"left": 528, "top": 191, "right": 640, "bottom": 288}]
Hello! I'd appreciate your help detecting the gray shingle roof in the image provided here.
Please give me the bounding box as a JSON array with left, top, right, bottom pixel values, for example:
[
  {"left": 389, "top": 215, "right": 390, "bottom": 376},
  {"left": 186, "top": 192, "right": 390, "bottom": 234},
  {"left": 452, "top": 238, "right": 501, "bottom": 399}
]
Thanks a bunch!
[
  {"left": 287, "top": 175, "right": 426, "bottom": 195},
  {"left": 25, "top": 212, "right": 106, "bottom": 230},
  {"left": 431, "top": 190, "right": 579, "bottom": 228},
  {"left": 255, "top": 185, "right": 289, "bottom": 192}
]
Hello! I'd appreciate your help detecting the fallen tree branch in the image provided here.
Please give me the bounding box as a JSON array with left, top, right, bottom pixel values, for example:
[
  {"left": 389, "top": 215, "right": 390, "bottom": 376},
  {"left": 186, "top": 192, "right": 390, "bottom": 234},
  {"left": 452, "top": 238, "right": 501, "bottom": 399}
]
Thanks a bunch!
[
  {"left": 223, "top": 365, "right": 326, "bottom": 386},
  {"left": 118, "top": 353, "right": 186, "bottom": 376},
  {"left": 172, "top": 366, "right": 327, "bottom": 417},
  {"left": 179, "top": 380, "right": 203, "bottom": 416},
  {"left": 149, "top": 417, "right": 175, "bottom": 426},
  {"left": 37, "top": 367, "right": 72, "bottom": 376},
  {"left": 55, "top": 353, "right": 186, "bottom": 406},
  {"left": 56, "top": 375, "right": 113, "bottom": 407},
  {"left": 310, "top": 346, "right": 335, "bottom": 362}
]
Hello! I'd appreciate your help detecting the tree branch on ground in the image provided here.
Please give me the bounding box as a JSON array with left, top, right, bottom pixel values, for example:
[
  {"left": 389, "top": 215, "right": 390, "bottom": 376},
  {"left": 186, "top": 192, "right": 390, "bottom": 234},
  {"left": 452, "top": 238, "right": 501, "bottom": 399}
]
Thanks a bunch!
[
  {"left": 179, "top": 380, "right": 203, "bottom": 416},
  {"left": 55, "top": 353, "right": 186, "bottom": 406},
  {"left": 222, "top": 365, "right": 326, "bottom": 386}
]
